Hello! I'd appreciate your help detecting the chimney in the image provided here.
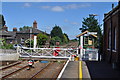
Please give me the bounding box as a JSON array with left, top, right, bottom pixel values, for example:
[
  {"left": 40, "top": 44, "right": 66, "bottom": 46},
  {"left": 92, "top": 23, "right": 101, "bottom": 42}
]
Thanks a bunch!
[
  {"left": 13, "top": 27, "right": 17, "bottom": 32},
  {"left": 3, "top": 25, "right": 8, "bottom": 31},
  {"left": 104, "top": 13, "right": 108, "bottom": 17},
  {"left": 118, "top": 0, "right": 120, "bottom": 6},
  {"left": 112, "top": 3, "right": 114, "bottom": 9},
  {"left": 33, "top": 20, "right": 37, "bottom": 28}
]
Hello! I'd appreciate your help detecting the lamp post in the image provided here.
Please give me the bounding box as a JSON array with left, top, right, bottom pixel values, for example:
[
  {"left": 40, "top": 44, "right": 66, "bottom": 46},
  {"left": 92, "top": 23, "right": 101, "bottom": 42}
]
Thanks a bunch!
[{"left": 89, "top": 14, "right": 101, "bottom": 61}]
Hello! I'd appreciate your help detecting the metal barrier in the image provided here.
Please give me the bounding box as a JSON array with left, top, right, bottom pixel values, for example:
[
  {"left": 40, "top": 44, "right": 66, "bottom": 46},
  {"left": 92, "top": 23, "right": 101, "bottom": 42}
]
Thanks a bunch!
[
  {"left": 81, "top": 49, "right": 98, "bottom": 61},
  {"left": 17, "top": 47, "right": 78, "bottom": 59}
]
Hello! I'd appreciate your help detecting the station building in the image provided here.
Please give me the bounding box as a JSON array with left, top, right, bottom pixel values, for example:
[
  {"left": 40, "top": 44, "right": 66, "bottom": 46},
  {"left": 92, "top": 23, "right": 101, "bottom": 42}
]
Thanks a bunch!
[
  {"left": 103, "top": 1, "right": 120, "bottom": 68},
  {"left": 76, "top": 30, "right": 97, "bottom": 49}
]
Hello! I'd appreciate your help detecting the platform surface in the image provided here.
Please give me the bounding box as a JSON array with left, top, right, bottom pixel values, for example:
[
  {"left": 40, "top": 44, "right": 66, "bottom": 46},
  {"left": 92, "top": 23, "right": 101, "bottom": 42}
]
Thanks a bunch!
[{"left": 61, "top": 61, "right": 79, "bottom": 79}]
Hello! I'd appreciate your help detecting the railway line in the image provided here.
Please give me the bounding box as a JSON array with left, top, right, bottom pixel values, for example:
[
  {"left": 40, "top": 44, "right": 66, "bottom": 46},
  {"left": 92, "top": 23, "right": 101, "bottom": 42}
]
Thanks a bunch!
[
  {"left": 1, "top": 60, "right": 67, "bottom": 79},
  {"left": 1, "top": 61, "right": 28, "bottom": 79},
  {"left": 0, "top": 61, "right": 22, "bottom": 70},
  {"left": 30, "top": 61, "right": 66, "bottom": 79}
]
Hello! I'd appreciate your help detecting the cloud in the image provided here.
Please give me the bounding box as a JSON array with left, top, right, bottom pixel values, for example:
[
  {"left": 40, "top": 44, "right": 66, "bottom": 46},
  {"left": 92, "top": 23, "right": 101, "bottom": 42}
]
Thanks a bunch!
[
  {"left": 64, "top": 4, "right": 91, "bottom": 9},
  {"left": 51, "top": 6, "right": 64, "bottom": 12},
  {"left": 2, "top": 0, "right": 118, "bottom": 2},
  {"left": 24, "top": 3, "right": 31, "bottom": 7},
  {"left": 64, "top": 19, "right": 80, "bottom": 25},
  {"left": 41, "top": 6, "right": 51, "bottom": 9},
  {"left": 40, "top": 3, "right": 91, "bottom": 12},
  {"left": 40, "top": 6, "right": 64, "bottom": 12}
]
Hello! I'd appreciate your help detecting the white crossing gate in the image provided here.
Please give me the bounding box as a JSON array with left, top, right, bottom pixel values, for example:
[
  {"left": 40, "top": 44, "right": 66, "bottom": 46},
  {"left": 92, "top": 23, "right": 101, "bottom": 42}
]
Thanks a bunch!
[{"left": 17, "top": 47, "right": 78, "bottom": 59}]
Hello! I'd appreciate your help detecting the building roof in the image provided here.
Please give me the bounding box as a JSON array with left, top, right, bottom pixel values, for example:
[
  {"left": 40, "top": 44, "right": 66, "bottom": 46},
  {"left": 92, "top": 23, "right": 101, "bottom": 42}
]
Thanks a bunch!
[
  {"left": 0, "top": 30, "right": 16, "bottom": 39},
  {"left": 76, "top": 30, "right": 89, "bottom": 37},
  {"left": 76, "top": 30, "right": 97, "bottom": 38},
  {"left": 0, "top": 30, "right": 16, "bottom": 36},
  {"left": 17, "top": 28, "right": 49, "bottom": 36},
  {"left": 104, "top": 3, "right": 120, "bottom": 21}
]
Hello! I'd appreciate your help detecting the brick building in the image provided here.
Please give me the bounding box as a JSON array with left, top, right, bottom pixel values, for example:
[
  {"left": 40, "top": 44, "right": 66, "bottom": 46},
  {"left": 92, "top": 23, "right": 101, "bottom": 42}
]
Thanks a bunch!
[
  {"left": 16, "top": 20, "right": 49, "bottom": 44},
  {"left": 0, "top": 25, "right": 16, "bottom": 44},
  {"left": 0, "top": 21, "right": 49, "bottom": 45},
  {"left": 103, "top": 1, "right": 120, "bottom": 68}
]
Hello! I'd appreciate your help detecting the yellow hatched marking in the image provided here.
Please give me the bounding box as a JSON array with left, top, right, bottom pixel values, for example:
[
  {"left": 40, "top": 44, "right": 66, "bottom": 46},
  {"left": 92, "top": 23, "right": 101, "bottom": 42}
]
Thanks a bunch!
[{"left": 79, "top": 61, "right": 82, "bottom": 80}]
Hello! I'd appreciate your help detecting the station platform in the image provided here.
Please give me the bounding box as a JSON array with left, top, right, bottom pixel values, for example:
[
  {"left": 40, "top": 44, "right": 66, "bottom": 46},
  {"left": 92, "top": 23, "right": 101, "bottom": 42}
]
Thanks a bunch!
[
  {"left": 60, "top": 61, "right": 91, "bottom": 79},
  {"left": 86, "top": 61, "right": 120, "bottom": 80},
  {"left": 61, "top": 61, "right": 79, "bottom": 79}
]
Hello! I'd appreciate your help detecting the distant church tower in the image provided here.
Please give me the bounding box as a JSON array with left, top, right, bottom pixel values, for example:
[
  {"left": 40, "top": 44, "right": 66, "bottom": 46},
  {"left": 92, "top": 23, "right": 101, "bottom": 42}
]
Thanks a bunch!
[{"left": 33, "top": 20, "right": 37, "bottom": 28}]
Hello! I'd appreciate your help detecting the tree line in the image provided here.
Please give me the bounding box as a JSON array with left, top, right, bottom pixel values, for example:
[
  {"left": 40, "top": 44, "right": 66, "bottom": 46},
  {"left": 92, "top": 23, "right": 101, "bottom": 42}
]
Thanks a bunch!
[{"left": 18, "top": 25, "right": 69, "bottom": 47}]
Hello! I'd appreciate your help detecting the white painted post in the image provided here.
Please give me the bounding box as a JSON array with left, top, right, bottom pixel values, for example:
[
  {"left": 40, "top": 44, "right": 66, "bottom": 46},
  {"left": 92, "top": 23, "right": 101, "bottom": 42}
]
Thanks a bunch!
[
  {"left": 80, "top": 36, "right": 83, "bottom": 60},
  {"left": 96, "top": 50, "right": 98, "bottom": 61},
  {"left": 34, "top": 36, "right": 37, "bottom": 51},
  {"left": 77, "top": 48, "right": 78, "bottom": 54}
]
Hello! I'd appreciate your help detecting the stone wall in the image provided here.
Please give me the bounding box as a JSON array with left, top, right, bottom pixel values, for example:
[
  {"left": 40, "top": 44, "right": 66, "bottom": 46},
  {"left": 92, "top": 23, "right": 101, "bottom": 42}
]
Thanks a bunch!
[
  {"left": 0, "top": 49, "right": 19, "bottom": 61},
  {"left": 0, "top": 49, "right": 17, "bottom": 53}
]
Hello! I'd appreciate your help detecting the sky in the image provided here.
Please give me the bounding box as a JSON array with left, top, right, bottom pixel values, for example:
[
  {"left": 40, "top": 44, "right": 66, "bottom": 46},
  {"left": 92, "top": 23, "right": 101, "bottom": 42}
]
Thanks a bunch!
[{"left": 1, "top": 2, "right": 118, "bottom": 39}]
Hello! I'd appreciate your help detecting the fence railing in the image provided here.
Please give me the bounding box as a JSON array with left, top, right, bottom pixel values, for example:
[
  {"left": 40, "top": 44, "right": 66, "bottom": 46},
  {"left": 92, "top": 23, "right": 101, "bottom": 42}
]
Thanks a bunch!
[
  {"left": 81, "top": 49, "right": 98, "bottom": 61},
  {"left": 17, "top": 47, "right": 78, "bottom": 59}
]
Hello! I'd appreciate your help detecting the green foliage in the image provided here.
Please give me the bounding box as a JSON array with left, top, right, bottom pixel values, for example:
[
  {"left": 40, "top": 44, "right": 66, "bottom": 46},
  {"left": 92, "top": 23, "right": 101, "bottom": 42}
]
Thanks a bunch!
[
  {"left": 80, "top": 15, "right": 103, "bottom": 48},
  {"left": 80, "top": 15, "right": 101, "bottom": 33},
  {"left": 50, "top": 25, "right": 69, "bottom": 45},
  {"left": 25, "top": 39, "right": 34, "bottom": 47},
  {"left": 63, "top": 34, "right": 68, "bottom": 43},
  {"left": 19, "top": 26, "right": 32, "bottom": 31},
  {"left": 0, "top": 39, "right": 13, "bottom": 49},
  {"left": 70, "top": 38, "right": 78, "bottom": 42},
  {"left": 63, "top": 33, "right": 69, "bottom": 41},
  {"left": 50, "top": 36, "right": 62, "bottom": 45},
  {"left": 50, "top": 25, "right": 64, "bottom": 41},
  {"left": 0, "top": 14, "right": 6, "bottom": 29},
  {"left": 37, "top": 33, "right": 48, "bottom": 47}
]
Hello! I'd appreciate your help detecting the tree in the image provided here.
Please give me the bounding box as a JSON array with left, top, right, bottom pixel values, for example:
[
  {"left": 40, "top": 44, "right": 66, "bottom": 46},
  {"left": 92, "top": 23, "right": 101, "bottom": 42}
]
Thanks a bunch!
[
  {"left": 63, "top": 35, "right": 68, "bottom": 43},
  {"left": 80, "top": 15, "right": 102, "bottom": 33},
  {"left": 63, "top": 33, "right": 69, "bottom": 41},
  {"left": 0, "top": 14, "right": 6, "bottom": 29},
  {"left": 50, "top": 36, "right": 61, "bottom": 45},
  {"left": 19, "top": 26, "right": 32, "bottom": 31},
  {"left": 37, "top": 33, "right": 48, "bottom": 47},
  {"left": 50, "top": 25, "right": 64, "bottom": 41},
  {"left": 80, "top": 15, "right": 103, "bottom": 53},
  {"left": 0, "top": 38, "right": 13, "bottom": 49}
]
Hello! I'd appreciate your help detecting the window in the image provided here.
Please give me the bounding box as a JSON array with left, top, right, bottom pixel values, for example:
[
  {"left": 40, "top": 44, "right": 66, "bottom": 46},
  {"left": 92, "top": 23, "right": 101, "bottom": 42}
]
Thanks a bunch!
[
  {"left": 84, "top": 36, "right": 88, "bottom": 45},
  {"left": 113, "top": 27, "right": 117, "bottom": 50},
  {"left": 108, "top": 24, "right": 111, "bottom": 49},
  {"left": 21, "top": 38, "right": 24, "bottom": 43}
]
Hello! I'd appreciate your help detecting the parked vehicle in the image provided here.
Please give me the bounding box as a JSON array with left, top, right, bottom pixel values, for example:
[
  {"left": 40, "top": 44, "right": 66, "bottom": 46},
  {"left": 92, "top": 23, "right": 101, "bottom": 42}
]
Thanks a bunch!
[{"left": 13, "top": 44, "right": 22, "bottom": 49}]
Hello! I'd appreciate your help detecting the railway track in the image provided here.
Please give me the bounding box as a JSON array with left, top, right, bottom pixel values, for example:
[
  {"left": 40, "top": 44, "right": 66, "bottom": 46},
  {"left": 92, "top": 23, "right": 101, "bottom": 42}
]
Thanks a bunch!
[
  {"left": 30, "top": 61, "right": 66, "bottom": 79},
  {"left": 29, "top": 62, "right": 53, "bottom": 79},
  {"left": 1, "top": 60, "right": 67, "bottom": 79},
  {"left": 1, "top": 61, "right": 28, "bottom": 79},
  {"left": 0, "top": 61, "right": 22, "bottom": 70}
]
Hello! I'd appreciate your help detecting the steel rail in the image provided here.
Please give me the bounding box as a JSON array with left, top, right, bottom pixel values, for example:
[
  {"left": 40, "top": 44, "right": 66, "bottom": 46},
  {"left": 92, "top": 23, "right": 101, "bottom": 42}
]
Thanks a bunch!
[
  {"left": 2, "top": 65, "right": 28, "bottom": 79},
  {"left": 0, "top": 61, "right": 22, "bottom": 71},
  {"left": 29, "top": 62, "right": 53, "bottom": 80}
]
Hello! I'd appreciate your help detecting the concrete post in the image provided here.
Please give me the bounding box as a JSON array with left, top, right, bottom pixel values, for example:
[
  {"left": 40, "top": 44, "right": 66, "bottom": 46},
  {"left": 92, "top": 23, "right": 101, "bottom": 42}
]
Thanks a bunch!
[
  {"left": 34, "top": 36, "right": 37, "bottom": 51},
  {"left": 80, "top": 36, "right": 83, "bottom": 60}
]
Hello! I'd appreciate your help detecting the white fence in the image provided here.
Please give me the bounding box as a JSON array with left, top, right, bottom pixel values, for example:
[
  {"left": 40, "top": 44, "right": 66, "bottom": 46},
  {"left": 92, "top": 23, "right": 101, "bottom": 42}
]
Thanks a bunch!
[
  {"left": 81, "top": 49, "right": 98, "bottom": 61},
  {"left": 17, "top": 47, "right": 78, "bottom": 59}
]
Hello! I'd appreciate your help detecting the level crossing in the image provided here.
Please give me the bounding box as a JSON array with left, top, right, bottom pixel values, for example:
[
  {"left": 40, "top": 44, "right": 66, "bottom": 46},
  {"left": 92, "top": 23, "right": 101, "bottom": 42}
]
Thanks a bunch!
[{"left": 17, "top": 47, "right": 79, "bottom": 59}]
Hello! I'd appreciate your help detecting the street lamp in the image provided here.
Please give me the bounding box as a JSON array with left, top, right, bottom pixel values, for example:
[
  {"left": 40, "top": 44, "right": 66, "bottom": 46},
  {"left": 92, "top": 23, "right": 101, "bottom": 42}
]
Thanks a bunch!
[{"left": 89, "top": 14, "right": 101, "bottom": 61}]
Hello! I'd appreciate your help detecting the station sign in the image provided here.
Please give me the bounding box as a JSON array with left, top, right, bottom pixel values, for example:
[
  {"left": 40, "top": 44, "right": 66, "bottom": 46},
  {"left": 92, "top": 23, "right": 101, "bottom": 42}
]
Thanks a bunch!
[
  {"left": 87, "top": 32, "right": 97, "bottom": 35},
  {"left": 84, "top": 34, "right": 89, "bottom": 36}
]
